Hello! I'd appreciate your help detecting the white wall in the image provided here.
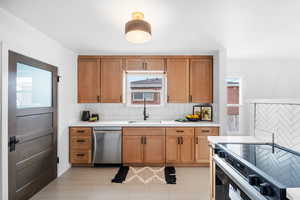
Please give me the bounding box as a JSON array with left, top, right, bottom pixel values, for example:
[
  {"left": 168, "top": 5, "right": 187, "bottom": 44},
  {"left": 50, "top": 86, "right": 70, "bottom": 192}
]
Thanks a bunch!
[
  {"left": 227, "top": 58, "right": 300, "bottom": 135},
  {"left": 0, "top": 8, "right": 78, "bottom": 200}
]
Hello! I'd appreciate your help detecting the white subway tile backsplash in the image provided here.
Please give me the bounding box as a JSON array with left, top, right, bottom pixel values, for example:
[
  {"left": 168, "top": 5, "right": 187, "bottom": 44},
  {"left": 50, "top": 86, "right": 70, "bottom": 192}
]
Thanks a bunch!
[{"left": 80, "top": 103, "right": 218, "bottom": 122}]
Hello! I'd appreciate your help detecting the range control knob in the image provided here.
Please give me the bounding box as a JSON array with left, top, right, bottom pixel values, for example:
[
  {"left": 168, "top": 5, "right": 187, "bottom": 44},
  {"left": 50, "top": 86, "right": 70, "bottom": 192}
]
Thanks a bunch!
[
  {"left": 248, "top": 174, "right": 260, "bottom": 186},
  {"left": 218, "top": 151, "right": 227, "bottom": 158},
  {"left": 260, "top": 183, "right": 273, "bottom": 196}
]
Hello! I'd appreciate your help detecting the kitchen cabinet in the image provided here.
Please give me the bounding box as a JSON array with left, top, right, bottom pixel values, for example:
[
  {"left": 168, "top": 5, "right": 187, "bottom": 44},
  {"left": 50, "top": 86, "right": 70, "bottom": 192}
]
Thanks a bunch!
[
  {"left": 166, "top": 128, "right": 195, "bottom": 164},
  {"left": 122, "top": 128, "right": 166, "bottom": 165},
  {"left": 125, "top": 57, "right": 165, "bottom": 71},
  {"left": 190, "top": 57, "right": 213, "bottom": 103},
  {"left": 166, "top": 58, "right": 189, "bottom": 103},
  {"left": 77, "top": 58, "right": 100, "bottom": 103},
  {"left": 122, "top": 136, "right": 144, "bottom": 163},
  {"left": 69, "top": 127, "right": 92, "bottom": 165},
  {"left": 100, "top": 58, "right": 123, "bottom": 103},
  {"left": 195, "top": 127, "right": 219, "bottom": 164},
  {"left": 143, "top": 135, "right": 165, "bottom": 164}
]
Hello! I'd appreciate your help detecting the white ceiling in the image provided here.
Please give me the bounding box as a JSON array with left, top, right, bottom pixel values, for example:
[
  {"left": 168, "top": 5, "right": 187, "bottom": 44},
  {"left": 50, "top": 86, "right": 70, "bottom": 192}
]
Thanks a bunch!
[{"left": 1, "top": 0, "right": 300, "bottom": 59}]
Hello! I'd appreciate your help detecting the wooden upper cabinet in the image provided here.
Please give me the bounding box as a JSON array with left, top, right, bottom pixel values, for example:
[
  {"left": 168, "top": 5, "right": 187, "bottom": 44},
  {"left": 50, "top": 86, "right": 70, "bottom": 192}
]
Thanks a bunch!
[
  {"left": 125, "top": 58, "right": 144, "bottom": 71},
  {"left": 143, "top": 136, "right": 165, "bottom": 164},
  {"left": 144, "top": 58, "right": 165, "bottom": 71},
  {"left": 190, "top": 57, "right": 213, "bottom": 103},
  {"left": 166, "top": 58, "right": 189, "bottom": 103},
  {"left": 77, "top": 58, "right": 100, "bottom": 103},
  {"left": 100, "top": 58, "right": 123, "bottom": 103},
  {"left": 123, "top": 136, "right": 144, "bottom": 164},
  {"left": 125, "top": 57, "right": 165, "bottom": 71}
]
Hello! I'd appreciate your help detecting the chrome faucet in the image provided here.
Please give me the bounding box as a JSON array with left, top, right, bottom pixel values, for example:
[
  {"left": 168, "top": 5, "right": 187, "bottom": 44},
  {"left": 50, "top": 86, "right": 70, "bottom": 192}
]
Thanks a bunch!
[{"left": 143, "top": 98, "right": 149, "bottom": 120}]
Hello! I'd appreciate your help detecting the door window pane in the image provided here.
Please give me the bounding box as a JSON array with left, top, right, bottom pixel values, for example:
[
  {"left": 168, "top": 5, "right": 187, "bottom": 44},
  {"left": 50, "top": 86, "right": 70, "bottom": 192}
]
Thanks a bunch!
[{"left": 17, "top": 63, "right": 52, "bottom": 108}]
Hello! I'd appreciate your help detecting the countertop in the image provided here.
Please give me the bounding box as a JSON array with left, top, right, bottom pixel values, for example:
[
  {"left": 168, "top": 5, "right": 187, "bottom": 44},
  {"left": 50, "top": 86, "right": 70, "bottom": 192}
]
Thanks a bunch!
[
  {"left": 70, "top": 120, "right": 220, "bottom": 127},
  {"left": 207, "top": 136, "right": 300, "bottom": 200}
]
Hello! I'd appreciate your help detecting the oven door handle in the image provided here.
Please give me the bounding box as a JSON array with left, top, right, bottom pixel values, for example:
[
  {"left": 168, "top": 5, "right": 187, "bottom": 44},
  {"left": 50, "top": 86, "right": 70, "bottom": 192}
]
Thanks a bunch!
[{"left": 213, "top": 155, "right": 268, "bottom": 200}]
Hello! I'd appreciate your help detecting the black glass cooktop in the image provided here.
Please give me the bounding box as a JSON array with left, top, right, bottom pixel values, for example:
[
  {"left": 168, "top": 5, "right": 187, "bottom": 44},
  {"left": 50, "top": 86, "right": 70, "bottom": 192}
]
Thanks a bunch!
[{"left": 219, "top": 143, "right": 300, "bottom": 188}]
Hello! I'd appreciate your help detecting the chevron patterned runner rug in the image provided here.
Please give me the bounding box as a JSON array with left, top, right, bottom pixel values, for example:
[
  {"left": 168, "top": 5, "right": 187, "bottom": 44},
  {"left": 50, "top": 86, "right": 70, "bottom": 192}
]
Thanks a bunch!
[{"left": 112, "top": 166, "right": 176, "bottom": 184}]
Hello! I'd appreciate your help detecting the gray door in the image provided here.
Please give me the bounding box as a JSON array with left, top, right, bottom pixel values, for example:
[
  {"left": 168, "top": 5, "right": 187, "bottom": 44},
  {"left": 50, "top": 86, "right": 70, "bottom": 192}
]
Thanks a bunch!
[{"left": 8, "top": 51, "right": 58, "bottom": 200}]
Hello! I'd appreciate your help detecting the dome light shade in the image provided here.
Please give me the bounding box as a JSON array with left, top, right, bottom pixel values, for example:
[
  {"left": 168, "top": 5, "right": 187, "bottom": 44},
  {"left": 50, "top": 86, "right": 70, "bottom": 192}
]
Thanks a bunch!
[{"left": 125, "top": 12, "right": 152, "bottom": 44}]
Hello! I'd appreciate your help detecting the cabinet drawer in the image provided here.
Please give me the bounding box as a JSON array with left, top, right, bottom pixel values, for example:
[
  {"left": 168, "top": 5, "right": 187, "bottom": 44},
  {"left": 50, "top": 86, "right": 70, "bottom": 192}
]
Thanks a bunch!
[
  {"left": 70, "top": 150, "right": 91, "bottom": 164},
  {"left": 195, "top": 127, "right": 219, "bottom": 136},
  {"left": 70, "top": 127, "right": 92, "bottom": 137},
  {"left": 70, "top": 136, "right": 91, "bottom": 149},
  {"left": 123, "top": 127, "right": 165, "bottom": 136},
  {"left": 166, "top": 128, "right": 194, "bottom": 136}
]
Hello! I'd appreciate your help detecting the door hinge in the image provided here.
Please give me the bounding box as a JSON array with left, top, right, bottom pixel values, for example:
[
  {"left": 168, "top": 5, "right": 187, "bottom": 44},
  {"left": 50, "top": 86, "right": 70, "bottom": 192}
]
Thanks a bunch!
[
  {"left": 57, "top": 76, "right": 61, "bottom": 82},
  {"left": 57, "top": 157, "right": 60, "bottom": 164}
]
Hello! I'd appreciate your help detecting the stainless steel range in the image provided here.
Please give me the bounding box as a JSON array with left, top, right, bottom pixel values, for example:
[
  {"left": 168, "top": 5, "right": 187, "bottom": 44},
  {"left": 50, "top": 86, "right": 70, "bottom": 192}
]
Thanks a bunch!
[{"left": 213, "top": 143, "right": 300, "bottom": 200}]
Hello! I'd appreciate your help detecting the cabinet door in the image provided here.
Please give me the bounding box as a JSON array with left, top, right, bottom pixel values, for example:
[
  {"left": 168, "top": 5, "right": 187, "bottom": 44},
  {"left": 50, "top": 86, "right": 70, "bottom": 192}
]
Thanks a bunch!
[
  {"left": 166, "top": 58, "right": 189, "bottom": 103},
  {"left": 125, "top": 58, "right": 145, "bottom": 70},
  {"left": 123, "top": 136, "right": 143, "bottom": 164},
  {"left": 180, "top": 135, "right": 195, "bottom": 163},
  {"left": 100, "top": 58, "right": 123, "bottom": 103},
  {"left": 144, "top": 136, "right": 165, "bottom": 164},
  {"left": 145, "top": 58, "right": 165, "bottom": 71},
  {"left": 166, "top": 136, "right": 180, "bottom": 163},
  {"left": 190, "top": 58, "right": 213, "bottom": 103},
  {"left": 195, "top": 136, "right": 210, "bottom": 163},
  {"left": 78, "top": 58, "right": 100, "bottom": 103},
  {"left": 195, "top": 127, "right": 219, "bottom": 164}
]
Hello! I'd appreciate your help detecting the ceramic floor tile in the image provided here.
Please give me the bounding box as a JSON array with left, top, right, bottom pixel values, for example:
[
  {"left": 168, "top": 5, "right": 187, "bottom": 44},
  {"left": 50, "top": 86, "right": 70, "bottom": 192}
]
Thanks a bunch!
[{"left": 30, "top": 167, "right": 210, "bottom": 200}]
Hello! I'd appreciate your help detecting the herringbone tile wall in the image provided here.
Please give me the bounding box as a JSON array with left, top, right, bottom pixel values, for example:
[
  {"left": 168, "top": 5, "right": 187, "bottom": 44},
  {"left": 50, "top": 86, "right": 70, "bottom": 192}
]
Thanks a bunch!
[{"left": 254, "top": 103, "right": 300, "bottom": 153}]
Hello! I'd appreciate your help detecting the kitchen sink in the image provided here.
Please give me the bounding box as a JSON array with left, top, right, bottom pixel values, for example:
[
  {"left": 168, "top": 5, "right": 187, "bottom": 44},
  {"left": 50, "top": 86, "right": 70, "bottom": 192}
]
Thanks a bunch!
[{"left": 127, "top": 120, "right": 162, "bottom": 124}]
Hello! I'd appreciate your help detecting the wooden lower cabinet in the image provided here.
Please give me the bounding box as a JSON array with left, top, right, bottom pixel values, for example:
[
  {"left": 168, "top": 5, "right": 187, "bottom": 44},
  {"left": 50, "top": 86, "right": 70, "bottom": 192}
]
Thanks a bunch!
[
  {"left": 195, "top": 127, "right": 219, "bottom": 164},
  {"left": 166, "top": 128, "right": 195, "bottom": 164},
  {"left": 122, "top": 128, "right": 166, "bottom": 165},
  {"left": 123, "top": 136, "right": 144, "bottom": 164},
  {"left": 69, "top": 127, "right": 92, "bottom": 165},
  {"left": 166, "top": 135, "right": 180, "bottom": 163},
  {"left": 143, "top": 136, "right": 165, "bottom": 164},
  {"left": 180, "top": 135, "right": 195, "bottom": 163}
]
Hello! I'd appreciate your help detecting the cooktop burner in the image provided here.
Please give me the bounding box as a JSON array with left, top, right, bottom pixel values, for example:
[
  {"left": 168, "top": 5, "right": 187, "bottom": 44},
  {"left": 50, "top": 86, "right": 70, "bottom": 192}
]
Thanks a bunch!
[{"left": 219, "top": 143, "right": 300, "bottom": 188}]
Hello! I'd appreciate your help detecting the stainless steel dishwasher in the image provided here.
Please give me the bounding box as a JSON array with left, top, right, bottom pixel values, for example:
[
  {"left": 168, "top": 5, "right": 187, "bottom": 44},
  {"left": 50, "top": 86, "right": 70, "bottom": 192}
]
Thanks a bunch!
[{"left": 93, "top": 127, "right": 122, "bottom": 164}]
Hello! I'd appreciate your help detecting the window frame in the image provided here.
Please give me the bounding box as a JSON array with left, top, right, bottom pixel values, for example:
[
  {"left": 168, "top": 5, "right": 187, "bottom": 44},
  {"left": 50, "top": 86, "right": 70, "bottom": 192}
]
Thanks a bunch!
[
  {"left": 125, "top": 71, "right": 166, "bottom": 107},
  {"left": 226, "top": 77, "right": 243, "bottom": 135}
]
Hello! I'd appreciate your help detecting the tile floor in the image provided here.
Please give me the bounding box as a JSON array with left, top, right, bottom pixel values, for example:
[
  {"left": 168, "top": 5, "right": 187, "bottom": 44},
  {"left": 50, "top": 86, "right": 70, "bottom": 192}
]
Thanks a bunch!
[{"left": 30, "top": 167, "right": 210, "bottom": 200}]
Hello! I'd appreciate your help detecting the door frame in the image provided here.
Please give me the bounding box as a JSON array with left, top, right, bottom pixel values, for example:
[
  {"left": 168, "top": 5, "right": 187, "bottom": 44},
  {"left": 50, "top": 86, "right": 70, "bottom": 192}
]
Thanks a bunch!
[{"left": 8, "top": 51, "right": 58, "bottom": 200}]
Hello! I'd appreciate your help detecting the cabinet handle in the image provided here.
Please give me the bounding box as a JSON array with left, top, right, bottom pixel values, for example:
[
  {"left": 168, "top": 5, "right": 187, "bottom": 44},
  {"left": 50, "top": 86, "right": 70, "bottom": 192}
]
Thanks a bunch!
[
  {"left": 76, "top": 139, "right": 85, "bottom": 143},
  {"left": 177, "top": 137, "right": 180, "bottom": 144},
  {"left": 141, "top": 137, "right": 144, "bottom": 144},
  {"left": 189, "top": 95, "right": 192, "bottom": 102},
  {"left": 202, "top": 130, "right": 210, "bottom": 133},
  {"left": 195, "top": 137, "right": 199, "bottom": 144},
  {"left": 167, "top": 96, "right": 170, "bottom": 102},
  {"left": 76, "top": 153, "right": 85, "bottom": 157},
  {"left": 97, "top": 95, "right": 100, "bottom": 102},
  {"left": 120, "top": 95, "right": 122, "bottom": 102},
  {"left": 176, "top": 130, "right": 184, "bottom": 133},
  {"left": 181, "top": 137, "right": 183, "bottom": 144},
  {"left": 77, "top": 130, "right": 85, "bottom": 133},
  {"left": 144, "top": 136, "right": 147, "bottom": 144}
]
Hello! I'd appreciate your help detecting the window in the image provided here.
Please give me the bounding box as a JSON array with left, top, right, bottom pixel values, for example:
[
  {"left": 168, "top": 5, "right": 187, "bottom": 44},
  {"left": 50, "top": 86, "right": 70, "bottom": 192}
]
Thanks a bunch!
[
  {"left": 17, "top": 63, "right": 52, "bottom": 108},
  {"left": 226, "top": 78, "right": 242, "bottom": 134},
  {"left": 126, "top": 72, "right": 165, "bottom": 106}
]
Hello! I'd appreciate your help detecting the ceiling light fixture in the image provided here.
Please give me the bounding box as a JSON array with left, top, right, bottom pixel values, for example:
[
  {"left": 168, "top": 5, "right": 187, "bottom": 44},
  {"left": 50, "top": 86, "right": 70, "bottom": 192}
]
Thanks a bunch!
[{"left": 125, "top": 12, "right": 152, "bottom": 44}]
